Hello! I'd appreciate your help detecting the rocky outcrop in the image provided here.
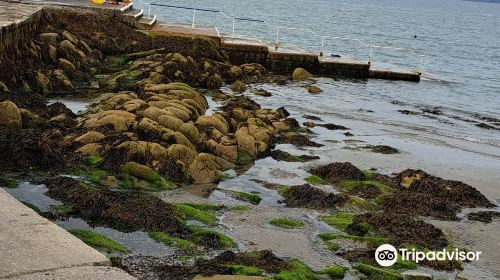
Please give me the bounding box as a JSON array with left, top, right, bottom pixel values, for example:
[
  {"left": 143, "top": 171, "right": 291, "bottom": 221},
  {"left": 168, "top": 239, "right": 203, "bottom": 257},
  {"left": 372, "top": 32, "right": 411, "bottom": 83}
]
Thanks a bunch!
[{"left": 0, "top": 101, "right": 22, "bottom": 128}]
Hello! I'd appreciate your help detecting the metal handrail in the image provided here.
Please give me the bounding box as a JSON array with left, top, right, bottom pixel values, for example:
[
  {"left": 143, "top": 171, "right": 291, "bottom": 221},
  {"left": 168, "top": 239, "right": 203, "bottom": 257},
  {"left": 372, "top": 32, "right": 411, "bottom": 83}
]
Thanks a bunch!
[
  {"left": 135, "top": 0, "right": 151, "bottom": 19},
  {"left": 137, "top": 2, "right": 431, "bottom": 74}
]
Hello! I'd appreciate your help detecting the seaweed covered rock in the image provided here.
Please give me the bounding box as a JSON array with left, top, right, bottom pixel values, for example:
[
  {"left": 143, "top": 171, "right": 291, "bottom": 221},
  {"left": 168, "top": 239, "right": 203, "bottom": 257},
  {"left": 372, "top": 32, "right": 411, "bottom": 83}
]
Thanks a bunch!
[
  {"left": 0, "top": 100, "right": 22, "bottom": 128},
  {"left": 310, "top": 162, "right": 364, "bottom": 182},
  {"left": 292, "top": 67, "right": 312, "bottom": 81},
  {"left": 121, "top": 250, "right": 290, "bottom": 279},
  {"left": 44, "top": 176, "right": 188, "bottom": 235},
  {"left": 282, "top": 184, "right": 340, "bottom": 209},
  {"left": 346, "top": 212, "right": 448, "bottom": 250},
  {"left": 383, "top": 169, "right": 495, "bottom": 219}
]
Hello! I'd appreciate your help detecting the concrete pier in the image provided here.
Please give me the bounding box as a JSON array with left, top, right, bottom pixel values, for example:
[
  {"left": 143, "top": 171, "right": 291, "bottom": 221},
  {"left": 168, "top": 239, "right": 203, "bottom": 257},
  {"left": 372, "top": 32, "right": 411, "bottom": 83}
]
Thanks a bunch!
[
  {"left": 0, "top": 188, "right": 135, "bottom": 279},
  {"left": 146, "top": 23, "right": 421, "bottom": 81}
]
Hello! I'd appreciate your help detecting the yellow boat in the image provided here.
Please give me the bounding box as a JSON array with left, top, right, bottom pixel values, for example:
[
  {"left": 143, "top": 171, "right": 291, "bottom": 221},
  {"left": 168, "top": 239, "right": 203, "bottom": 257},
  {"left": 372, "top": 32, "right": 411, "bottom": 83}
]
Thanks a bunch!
[{"left": 91, "top": 0, "right": 106, "bottom": 4}]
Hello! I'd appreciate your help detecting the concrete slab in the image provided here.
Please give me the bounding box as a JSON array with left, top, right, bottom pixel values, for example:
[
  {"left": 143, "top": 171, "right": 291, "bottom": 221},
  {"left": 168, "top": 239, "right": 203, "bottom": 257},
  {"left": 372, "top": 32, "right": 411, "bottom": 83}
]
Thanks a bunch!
[
  {"left": 4, "top": 266, "right": 136, "bottom": 280},
  {"left": 0, "top": 188, "right": 110, "bottom": 278}
]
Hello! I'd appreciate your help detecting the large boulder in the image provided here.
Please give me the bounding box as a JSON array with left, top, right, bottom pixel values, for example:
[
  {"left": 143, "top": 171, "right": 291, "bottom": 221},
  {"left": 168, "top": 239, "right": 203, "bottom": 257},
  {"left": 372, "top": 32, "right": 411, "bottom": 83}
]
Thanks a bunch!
[
  {"left": 0, "top": 101, "right": 22, "bottom": 128},
  {"left": 84, "top": 110, "right": 136, "bottom": 132},
  {"left": 292, "top": 67, "right": 312, "bottom": 81},
  {"left": 58, "top": 58, "right": 76, "bottom": 74},
  {"left": 235, "top": 128, "right": 257, "bottom": 158},
  {"left": 35, "top": 71, "right": 51, "bottom": 94},
  {"left": 178, "top": 122, "right": 201, "bottom": 144},
  {"left": 75, "top": 131, "right": 105, "bottom": 144},
  {"left": 122, "top": 161, "right": 163, "bottom": 182},
  {"left": 166, "top": 144, "right": 197, "bottom": 167},
  {"left": 196, "top": 115, "right": 228, "bottom": 135},
  {"left": 188, "top": 154, "right": 221, "bottom": 184},
  {"left": 158, "top": 115, "right": 184, "bottom": 131}
]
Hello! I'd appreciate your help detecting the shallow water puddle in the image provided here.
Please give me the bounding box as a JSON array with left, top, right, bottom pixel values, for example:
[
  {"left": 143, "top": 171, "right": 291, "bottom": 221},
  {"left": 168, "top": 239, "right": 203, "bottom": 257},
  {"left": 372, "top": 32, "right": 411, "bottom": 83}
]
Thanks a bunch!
[{"left": 3, "top": 182, "right": 173, "bottom": 257}]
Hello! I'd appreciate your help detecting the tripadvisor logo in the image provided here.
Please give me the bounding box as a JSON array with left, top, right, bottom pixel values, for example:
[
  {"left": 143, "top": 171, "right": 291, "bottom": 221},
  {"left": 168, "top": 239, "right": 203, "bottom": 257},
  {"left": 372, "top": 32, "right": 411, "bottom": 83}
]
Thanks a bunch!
[{"left": 375, "top": 244, "right": 482, "bottom": 267}]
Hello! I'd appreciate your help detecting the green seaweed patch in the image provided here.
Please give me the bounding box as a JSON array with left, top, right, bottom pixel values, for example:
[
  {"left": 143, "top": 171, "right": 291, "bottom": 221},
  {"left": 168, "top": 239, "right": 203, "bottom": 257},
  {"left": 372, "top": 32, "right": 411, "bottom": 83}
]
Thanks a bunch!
[
  {"left": 274, "top": 259, "right": 317, "bottom": 280},
  {"left": 107, "top": 55, "right": 128, "bottom": 69},
  {"left": 225, "top": 190, "right": 262, "bottom": 205},
  {"left": 362, "top": 169, "right": 375, "bottom": 180},
  {"left": 73, "top": 168, "right": 108, "bottom": 185},
  {"left": 278, "top": 187, "right": 291, "bottom": 197},
  {"left": 21, "top": 201, "right": 40, "bottom": 212},
  {"left": 228, "top": 265, "right": 264, "bottom": 276},
  {"left": 229, "top": 205, "right": 252, "bottom": 212},
  {"left": 220, "top": 172, "right": 234, "bottom": 181},
  {"left": 148, "top": 231, "right": 197, "bottom": 250},
  {"left": 354, "top": 263, "right": 403, "bottom": 280},
  {"left": 49, "top": 205, "right": 75, "bottom": 215},
  {"left": 318, "top": 265, "right": 348, "bottom": 279},
  {"left": 342, "top": 180, "right": 392, "bottom": 194},
  {"left": 189, "top": 225, "right": 237, "bottom": 249},
  {"left": 236, "top": 151, "right": 254, "bottom": 164},
  {"left": 304, "top": 175, "right": 326, "bottom": 185},
  {"left": 270, "top": 218, "right": 304, "bottom": 229},
  {"left": 319, "top": 212, "right": 356, "bottom": 230},
  {"left": 86, "top": 156, "right": 104, "bottom": 165},
  {"left": 69, "top": 229, "right": 129, "bottom": 254},
  {"left": 1, "top": 176, "right": 18, "bottom": 188},
  {"left": 183, "top": 203, "right": 225, "bottom": 212},
  {"left": 120, "top": 163, "right": 176, "bottom": 191},
  {"left": 324, "top": 241, "right": 340, "bottom": 252},
  {"left": 344, "top": 196, "right": 380, "bottom": 211},
  {"left": 176, "top": 204, "right": 218, "bottom": 226},
  {"left": 318, "top": 233, "right": 389, "bottom": 246}
]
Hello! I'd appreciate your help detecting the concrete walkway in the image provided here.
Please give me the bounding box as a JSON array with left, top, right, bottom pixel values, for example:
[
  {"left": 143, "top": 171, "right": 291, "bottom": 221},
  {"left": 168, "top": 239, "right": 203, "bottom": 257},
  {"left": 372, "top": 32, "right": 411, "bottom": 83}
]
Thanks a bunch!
[{"left": 0, "top": 188, "right": 135, "bottom": 279}]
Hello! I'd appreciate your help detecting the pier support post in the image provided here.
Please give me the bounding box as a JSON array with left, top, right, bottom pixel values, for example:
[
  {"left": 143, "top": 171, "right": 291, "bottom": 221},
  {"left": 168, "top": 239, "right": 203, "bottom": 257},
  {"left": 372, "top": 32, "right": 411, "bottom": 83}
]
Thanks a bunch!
[{"left": 191, "top": 9, "right": 196, "bottom": 28}]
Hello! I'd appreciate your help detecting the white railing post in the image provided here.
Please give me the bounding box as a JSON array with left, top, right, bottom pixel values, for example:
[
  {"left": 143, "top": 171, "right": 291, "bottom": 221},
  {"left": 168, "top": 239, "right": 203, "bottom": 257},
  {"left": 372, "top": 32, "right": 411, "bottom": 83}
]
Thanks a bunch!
[
  {"left": 275, "top": 28, "right": 280, "bottom": 50},
  {"left": 320, "top": 36, "right": 325, "bottom": 56},
  {"left": 232, "top": 17, "right": 235, "bottom": 37},
  {"left": 368, "top": 46, "right": 373, "bottom": 65},
  {"left": 148, "top": 4, "right": 151, "bottom": 19},
  {"left": 192, "top": 9, "right": 196, "bottom": 28},
  {"left": 418, "top": 56, "right": 424, "bottom": 75}
]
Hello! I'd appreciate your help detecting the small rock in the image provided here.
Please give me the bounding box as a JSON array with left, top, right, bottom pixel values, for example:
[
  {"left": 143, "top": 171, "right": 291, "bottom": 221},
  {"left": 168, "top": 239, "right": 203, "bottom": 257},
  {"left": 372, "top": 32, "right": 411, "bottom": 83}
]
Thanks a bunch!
[
  {"left": 0, "top": 81, "right": 9, "bottom": 93},
  {"left": 303, "top": 121, "right": 316, "bottom": 128},
  {"left": 292, "top": 67, "right": 312, "bottom": 81},
  {"left": 230, "top": 80, "right": 247, "bottom": 92},
  {"left": 62, "top": 30, "right": 79, "bottom": 44},
  {"left": 230, "top": 65, "right": 243, "bottom": 78},
  {"left": 306, "top": 85, "right": 322, "bottom": 94},
  {"left": 35, "top": 71, "right": 51, "bottom": 93},
  {"left": 254, "top": 88, "right": 272, "bottom": 97},
  {"left": 0, "top": 100, "right": 22, "bottom": 128},
  {"left": 75, "top": 131, "right": 105, "bottom": 144},
  {"left": 58, "top": 58, "right": 76, "bottom": 73}
]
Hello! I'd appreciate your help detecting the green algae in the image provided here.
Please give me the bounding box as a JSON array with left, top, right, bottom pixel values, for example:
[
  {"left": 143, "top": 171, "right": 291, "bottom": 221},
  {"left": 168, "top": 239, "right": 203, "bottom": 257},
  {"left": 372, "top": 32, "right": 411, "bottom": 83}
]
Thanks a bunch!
[
  {"left": 176, "top": 204, "right": 218, "bottom": 226},
  {"left": 189, "top": 225, "right": 237, "bottom": 249},
  {"left": 319, "top": 212, "right": 356, "bottom": 230},
  {"left": 69, "top": 229, "right": 129, "bottom": 254},
  {"left": 148, "top": 231, "right": 197, "bottom": 250},
  {"left": 269, "top": 218, "right": 303, "bottom": 229},
  {"left": 304, "top": 175, "right": 326, "bottom": 185},
  {"left": 318, "top": 233, "right": 389, "bottom": 246}
]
